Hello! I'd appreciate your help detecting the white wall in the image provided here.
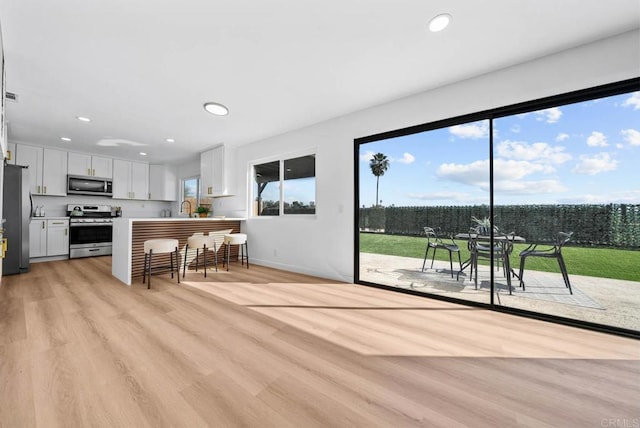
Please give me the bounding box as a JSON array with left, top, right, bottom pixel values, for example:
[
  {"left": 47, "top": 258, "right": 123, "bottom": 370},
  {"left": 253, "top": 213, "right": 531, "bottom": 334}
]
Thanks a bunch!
[{"left": 218, "top": 30, "right": 640, "bottom": 283}]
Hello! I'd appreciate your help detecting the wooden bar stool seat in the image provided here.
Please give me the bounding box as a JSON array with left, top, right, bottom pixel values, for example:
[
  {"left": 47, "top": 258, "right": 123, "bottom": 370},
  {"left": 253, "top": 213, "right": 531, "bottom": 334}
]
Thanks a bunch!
[
  {"left": 143, "top": 239, "right": 180, "bottom": 289},
  {"left": 222, "top": 233, "right": 249, "bottom": 271}
]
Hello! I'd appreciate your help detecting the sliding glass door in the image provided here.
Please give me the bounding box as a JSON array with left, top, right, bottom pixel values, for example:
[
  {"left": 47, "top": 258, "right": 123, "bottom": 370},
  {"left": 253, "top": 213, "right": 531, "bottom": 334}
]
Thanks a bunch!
[{"left": 356, "top": 78, "right": 640, "bottom": 336}]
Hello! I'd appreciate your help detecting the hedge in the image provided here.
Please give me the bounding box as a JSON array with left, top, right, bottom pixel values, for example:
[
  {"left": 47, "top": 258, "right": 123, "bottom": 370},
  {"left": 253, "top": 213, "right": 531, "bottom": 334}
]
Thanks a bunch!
[{"left": 359, "top": 204, "right": 640, "bottom": 248}]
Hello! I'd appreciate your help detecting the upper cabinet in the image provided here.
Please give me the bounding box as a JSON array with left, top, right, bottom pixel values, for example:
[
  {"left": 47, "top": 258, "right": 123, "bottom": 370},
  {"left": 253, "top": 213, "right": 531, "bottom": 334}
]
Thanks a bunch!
[
  {"left": 15, "top": 145, "right": 67, "bottom": 195},
  {"left": 68, "top": 152, "right": 113, "bottom": 178},
  {"left": 112, "top": 159, "right": 149, "bottom": 200},
  {"left": 200, "top": 144, "right": 236, "bottom": 197},
  {"left": 149, "top": 164, "right": 177, "bottom": 201}
]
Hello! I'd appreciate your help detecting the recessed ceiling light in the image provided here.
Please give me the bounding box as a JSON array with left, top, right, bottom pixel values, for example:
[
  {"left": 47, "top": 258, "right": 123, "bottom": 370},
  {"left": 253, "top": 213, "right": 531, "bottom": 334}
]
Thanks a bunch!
[
  {"left": 139, "top": 152, "right": 147, "bottom": 156},
  {"left": 204, "top": 102, "right": 229, "bottom": 116},
  {"left": 60, "top": 137, "right": 72, "bottom": 142},
  {"left": 76, "top": 116, "right": 91, "bottom": 122},
  {"left": 166, "top": 138, "right": 175, "bottom": 143},
  {"left": 428, "top": 13, "right": 451, "bottom": 32}
]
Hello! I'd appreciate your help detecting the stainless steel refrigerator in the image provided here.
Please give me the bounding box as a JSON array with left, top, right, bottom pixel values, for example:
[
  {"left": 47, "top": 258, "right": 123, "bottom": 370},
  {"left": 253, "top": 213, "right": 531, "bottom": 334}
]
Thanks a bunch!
[{"left": 2, "top": 164, "right": 30, "bottom": 275}]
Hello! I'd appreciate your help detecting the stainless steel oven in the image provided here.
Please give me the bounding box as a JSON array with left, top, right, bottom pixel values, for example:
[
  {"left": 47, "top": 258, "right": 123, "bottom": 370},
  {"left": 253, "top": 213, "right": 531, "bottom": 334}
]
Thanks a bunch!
[{"left": 67, "top": 205, "right": 115, "bottom": 258}]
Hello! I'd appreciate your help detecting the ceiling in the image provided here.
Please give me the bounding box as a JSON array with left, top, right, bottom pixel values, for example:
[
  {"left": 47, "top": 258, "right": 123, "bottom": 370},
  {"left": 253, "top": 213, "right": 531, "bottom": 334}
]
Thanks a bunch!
[{"left": 1, "top": 1, "right": 639, "bottom": 165}]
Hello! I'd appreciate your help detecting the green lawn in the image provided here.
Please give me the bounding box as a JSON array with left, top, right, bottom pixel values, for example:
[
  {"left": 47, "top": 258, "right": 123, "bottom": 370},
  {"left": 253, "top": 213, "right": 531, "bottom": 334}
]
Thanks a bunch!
[{"left": 359, "top": 233, "right": 640, "bottom": 282}]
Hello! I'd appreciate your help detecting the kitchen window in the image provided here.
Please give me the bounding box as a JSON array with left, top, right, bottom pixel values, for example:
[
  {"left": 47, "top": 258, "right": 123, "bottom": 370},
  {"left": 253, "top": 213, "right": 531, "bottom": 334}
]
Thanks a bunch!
[
  {"left": 253, "top": 153, "right": 316, "bottom": 216},
  {"left": 180, "top": 176, "right": 211, "bottom": 216}
]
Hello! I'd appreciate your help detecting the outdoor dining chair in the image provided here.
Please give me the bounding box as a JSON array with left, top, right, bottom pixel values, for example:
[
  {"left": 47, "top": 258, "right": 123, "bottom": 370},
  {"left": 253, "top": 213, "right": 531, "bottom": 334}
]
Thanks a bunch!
[
  {"left": 421, "top": 227, "right": 462, "bottom": 278},
  {"left": 467, "top": 230, "right": 516, "bottom": 294},
  {"left": 518, "top": 231, "right": 573, "bottom": 294}
]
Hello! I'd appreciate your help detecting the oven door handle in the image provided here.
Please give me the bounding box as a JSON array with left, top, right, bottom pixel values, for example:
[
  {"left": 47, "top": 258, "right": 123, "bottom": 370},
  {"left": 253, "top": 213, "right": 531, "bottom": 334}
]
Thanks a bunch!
[{"left": 69, "top": 223, "right": 113, "bottom": 227}]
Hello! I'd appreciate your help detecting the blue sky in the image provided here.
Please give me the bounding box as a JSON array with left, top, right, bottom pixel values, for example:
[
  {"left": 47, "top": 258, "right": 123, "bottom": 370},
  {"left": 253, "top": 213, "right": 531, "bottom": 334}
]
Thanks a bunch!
[{"left": 359, "top": 91, "right": 640, "bottom": 207}]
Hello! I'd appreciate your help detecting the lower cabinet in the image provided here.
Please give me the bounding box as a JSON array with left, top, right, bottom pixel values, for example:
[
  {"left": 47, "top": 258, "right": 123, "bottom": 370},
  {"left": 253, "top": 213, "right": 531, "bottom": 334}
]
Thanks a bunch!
[
  {"left": 29, "top": 219, "right": 69, "bottom": 258},
  {"left": 29, "top": 220, "right": 47, "bottom": 258}
]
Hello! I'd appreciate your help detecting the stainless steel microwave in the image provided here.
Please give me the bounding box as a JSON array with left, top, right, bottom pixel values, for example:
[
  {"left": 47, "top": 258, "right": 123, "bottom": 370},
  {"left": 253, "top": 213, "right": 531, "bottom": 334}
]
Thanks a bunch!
[{"left": 67, "top": 175, "right": 113, "bottom": 196}]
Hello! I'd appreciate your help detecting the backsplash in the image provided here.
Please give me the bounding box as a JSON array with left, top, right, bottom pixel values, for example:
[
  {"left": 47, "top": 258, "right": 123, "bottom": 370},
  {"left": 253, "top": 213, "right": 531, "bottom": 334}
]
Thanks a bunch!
[{"left": 32, "top": 195, "right": 172, "bottom": 218}]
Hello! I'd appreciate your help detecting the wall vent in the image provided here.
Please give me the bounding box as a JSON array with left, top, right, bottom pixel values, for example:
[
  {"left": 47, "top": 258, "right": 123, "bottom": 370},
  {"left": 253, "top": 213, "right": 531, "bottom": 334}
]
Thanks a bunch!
[{"left": 5, "top": 92, "right": 18, "bottom": 102}]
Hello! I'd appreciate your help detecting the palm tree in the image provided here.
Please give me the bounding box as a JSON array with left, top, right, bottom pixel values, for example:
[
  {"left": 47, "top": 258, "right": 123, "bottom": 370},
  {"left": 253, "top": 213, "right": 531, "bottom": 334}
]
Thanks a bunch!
[{"left": 369, "top": 153, "right": 389, "bottom": 207}]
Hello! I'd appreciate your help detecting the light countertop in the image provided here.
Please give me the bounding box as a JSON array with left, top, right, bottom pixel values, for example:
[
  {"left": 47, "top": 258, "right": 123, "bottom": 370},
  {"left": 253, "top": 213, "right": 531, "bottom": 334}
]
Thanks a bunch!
[
  {"left": 31, "top": 216, "right": 70, "bottom": 220},
  {"left": 117, "top": 217, "right": 246, "bottom": 222}
]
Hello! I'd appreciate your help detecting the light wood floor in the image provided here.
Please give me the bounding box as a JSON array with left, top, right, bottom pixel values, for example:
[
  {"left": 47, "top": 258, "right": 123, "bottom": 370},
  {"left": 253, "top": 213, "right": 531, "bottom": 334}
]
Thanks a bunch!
[{"left": 1, "top": 257, "right": 638, "bottom": 427}]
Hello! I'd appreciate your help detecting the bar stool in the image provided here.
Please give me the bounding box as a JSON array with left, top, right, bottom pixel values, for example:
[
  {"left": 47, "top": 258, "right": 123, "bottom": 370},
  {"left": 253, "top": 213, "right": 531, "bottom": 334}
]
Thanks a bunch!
[
  {"left": 183, "top": 235, "right": 218, "bottom": 278},
  {"left": 222, "top": 233, "right": 249, "bottom": 271},
  {"left": 143, "top": 239, "right": 180, "bottom": 289}
]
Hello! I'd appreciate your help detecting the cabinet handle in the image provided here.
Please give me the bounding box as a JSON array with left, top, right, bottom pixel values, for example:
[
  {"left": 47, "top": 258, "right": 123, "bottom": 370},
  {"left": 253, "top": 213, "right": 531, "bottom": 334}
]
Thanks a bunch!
[
  {"left": 42, "top": 222, "right": 45, "bottom": 229},
  {"left": 65, "top": 229, "right": 68, "bottom": 236},
  {"left": 52, "top": 222, "right": 64, "bottom": 225},
  {"left": 37, "top": 185, "right": 41, "bottom": 193},
  {"left": 148, "top": 193, "right": 151, "bottom": 199},
  {"left": 6, "top": 149, "right": 11, "bottom": 160},
  {"left": 88, "top": 168, "right": 91, "bottom": 175},
  {"left": 93, "top": 169, "right": 96, "bottom": 176},
  {"left": 44, "top": 186, "right": 47, "bottom": 194}
]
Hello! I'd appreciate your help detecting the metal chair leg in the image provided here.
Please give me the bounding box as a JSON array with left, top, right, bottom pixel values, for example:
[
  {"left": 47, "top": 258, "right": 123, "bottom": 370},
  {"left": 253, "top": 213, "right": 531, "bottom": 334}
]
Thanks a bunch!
[
  {"left": 203, "top": 245, "right": 207, "bottom": 278},
  {"left": 143, "top": 253, "right": 148, "bottom": 284},
  {"left": 147, "top": 250, "right": 153, "bottom": 289},
  {"left": 183, "top": 244, "right": 188, "bottom": 278},
  {"left": 175, "top": 247, "right": 180, "bottom": 284}
]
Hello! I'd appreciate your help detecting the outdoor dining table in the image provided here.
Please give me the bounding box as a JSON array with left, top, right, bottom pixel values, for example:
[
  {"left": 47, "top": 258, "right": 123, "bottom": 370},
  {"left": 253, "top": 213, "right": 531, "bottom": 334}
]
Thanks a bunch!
[{"left": 454, "top": 233, "right": 526, "bottom": 282}]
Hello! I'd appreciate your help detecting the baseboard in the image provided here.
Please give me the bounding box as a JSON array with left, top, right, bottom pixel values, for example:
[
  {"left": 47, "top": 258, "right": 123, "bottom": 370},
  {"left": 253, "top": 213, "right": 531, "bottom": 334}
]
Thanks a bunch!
[{"left": 250, "top": 258, "right": 353, "bottom": 283}]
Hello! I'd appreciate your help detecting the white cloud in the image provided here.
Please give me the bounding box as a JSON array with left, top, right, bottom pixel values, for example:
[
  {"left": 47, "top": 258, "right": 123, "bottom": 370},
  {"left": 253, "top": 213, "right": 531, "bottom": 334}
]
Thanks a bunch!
[
  {"left": 435, "top": 158, "right": 567, "bottom": 196},
  {"left": 622, "top": 91, "right": 640, "bottom": 110},
  {"left": 621, "top": 128, "right": 640, "bottom": 146},
  {"left": 393, "top": 152, "right": 415, "bottom": 164},
  {"left": 572, "top": 152, "right": 618, "bottom": 175},
  {"left": 436, "top": 159, "right": 489, "bottom": 187},
  {"left": 360, "top": 150, "right": 375, "bottom": 162},
  {"left": 407, "top": 191, "right": 470, "bottom": 201},
  {"left": 510, "top": 124, "right": 521, "bottom": 133},
  {"left": 361, "top": 151, "right": 415, "bottom": 164},
  {"left": 449, "top": 120, "right": 489, "bottom": 139},
  {"left": 492, "top": 158, "right": 555, "bottom": 179},
  {"left": 535, "top": 107, "right": 562, "bottom": 124},
  {"left": 556, "top": 133, "right": 569, "bottom": 142},
  {"left": 586, "top": 131, "right": 608, "bottom": 147},
  {"left": 493, "top": 179, "right": 567, "bottom": 194},
  {"left": 496, "top": 140, "right": 571, "bottom": 164},
  {"left": 558, "top": 190, "right": 640, "bottom": 204}
]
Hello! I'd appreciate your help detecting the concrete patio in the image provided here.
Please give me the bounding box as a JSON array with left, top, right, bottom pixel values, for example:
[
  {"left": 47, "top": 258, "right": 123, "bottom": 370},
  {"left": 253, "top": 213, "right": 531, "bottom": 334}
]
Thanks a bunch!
[{"left": 360, "top": 253, "right": 640, "bottom": 332}]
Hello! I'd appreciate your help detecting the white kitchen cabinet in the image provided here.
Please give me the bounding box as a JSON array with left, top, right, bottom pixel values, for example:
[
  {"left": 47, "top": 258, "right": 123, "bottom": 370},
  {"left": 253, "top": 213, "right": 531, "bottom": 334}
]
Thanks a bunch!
[
  {"left": 200, "top": 149, "right": 214, "bottom": 196},
  {"left": 92, "top": 155, "right": 113, "bottom": 178},
  {"left": 16, "top": 144, "right": 43, "bottom": 194},
  {"left": 42, "top": 148, "right": 68, "bottom": 195},
  {"left": 68, "top": 152, "right": 113, "bottom": 178},
  {"left": 46, "top": 219, "right": 69, "bottom": 256},
  {"left": 149, "top": 164, "right": 177, "bottom": 201},
  {"left": 200, "top": 144, "right": 236, "bottom": 197},
  {"left": 29, "top": 218, "right": 70, "bottom": 258},
  {"left": 15, "top": 145, "right": 67, "bottom": 195},
  {"left": 113, "top": 159, "right": 149, "bottom": 200},
  {"left": 5, "top": 142, "right": 16, "bottom": 164},
  {"left": 29, "top": 219, "right": 47, "bottom": 258}
]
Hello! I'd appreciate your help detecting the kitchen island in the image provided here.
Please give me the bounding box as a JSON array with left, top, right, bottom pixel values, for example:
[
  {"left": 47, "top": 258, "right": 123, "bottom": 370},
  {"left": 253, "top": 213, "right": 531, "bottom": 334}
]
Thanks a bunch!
[{"left": 112, "top": 217, "right": 246, "bottom": 285}]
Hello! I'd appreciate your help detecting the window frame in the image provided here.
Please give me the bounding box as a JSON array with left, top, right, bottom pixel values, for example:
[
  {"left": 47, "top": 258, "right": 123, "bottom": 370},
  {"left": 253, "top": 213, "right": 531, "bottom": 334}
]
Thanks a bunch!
[
  {"left": 180, "top": 175, "right": 202, "bottom": 215},
  {"left": 250, "top": 149, "right": 317, "bottom": 218},
  {"left": 354, "top": 77, "right": 640, "bottom": 339}
]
